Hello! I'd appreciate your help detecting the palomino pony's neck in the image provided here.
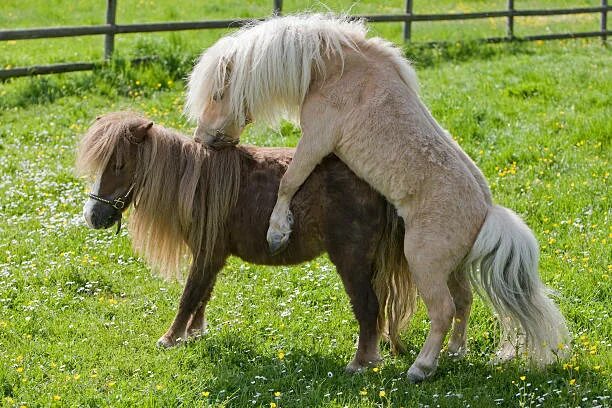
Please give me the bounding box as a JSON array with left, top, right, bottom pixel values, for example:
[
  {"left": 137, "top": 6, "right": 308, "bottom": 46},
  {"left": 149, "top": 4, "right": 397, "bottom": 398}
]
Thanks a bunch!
[{"left": 130, "top": 127, "right": 241, "bottom": 279}]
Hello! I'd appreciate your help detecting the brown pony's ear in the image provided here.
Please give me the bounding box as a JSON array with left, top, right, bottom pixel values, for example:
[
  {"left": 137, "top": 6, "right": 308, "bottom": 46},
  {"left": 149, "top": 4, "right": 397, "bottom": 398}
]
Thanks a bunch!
[{"left": 128, "top": 121, "right": 153, "bottom": 144}]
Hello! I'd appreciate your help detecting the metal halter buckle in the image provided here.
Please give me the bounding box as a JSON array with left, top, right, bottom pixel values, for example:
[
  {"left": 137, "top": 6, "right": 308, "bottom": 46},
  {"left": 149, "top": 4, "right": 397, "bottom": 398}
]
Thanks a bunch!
[{"left": 87, "top": 183, "right": 135, "bottom": 235}]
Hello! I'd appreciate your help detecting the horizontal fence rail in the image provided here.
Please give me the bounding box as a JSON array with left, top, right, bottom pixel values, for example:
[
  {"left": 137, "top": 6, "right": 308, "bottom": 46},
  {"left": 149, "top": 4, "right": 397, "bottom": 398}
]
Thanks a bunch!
[{"left": 0, "top": 0, "right": 609, "bottom": 79}]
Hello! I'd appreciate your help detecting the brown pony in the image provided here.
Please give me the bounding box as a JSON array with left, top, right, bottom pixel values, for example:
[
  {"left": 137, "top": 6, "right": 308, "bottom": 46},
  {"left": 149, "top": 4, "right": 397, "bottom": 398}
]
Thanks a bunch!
[{"left": 77, "top": 111, "right": 415, "bottom": 373}]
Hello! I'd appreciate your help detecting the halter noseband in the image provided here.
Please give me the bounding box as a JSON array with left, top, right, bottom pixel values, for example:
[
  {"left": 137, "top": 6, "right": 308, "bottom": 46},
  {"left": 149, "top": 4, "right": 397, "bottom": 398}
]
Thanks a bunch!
[{"left": 88, "top": 183, "right": 135, "bottom": 234}]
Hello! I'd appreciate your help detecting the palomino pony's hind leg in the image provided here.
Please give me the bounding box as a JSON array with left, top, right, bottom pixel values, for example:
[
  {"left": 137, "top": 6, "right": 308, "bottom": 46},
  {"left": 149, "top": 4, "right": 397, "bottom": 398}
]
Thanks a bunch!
[
  {"left": 267, "top": 95, "right": 337, "bottom": 254},
  {"left": 447, "top": 270, "right": 473, "bottom": 357},
  {"left": 157, "top": 257, "right": 223, "bottom": 348},
  {"left": 402, "top": 228, "right": 463, "bottom": 383}
]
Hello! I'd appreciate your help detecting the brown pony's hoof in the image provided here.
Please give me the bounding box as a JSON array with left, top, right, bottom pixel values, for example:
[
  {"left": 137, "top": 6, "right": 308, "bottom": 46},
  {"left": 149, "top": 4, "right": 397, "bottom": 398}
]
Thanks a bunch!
[
  {"left": 156, "top": 335, "right": 183, "bottom": 348},
  {"left": 345, "top": 356, "right": 382, "bottom": 374}
]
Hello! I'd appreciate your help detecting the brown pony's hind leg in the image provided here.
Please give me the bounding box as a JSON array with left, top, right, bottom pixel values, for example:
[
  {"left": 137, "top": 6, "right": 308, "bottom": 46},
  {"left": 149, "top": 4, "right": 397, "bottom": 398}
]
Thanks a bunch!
[
  {"left": 332, "top": 258, "right": 382, "bottom": 373},
  {"left": 447, "top": 270, "right": 473, "bottom": 357},
  {"left": 157, "top": 257, "right": 223, "bottom": 348}
]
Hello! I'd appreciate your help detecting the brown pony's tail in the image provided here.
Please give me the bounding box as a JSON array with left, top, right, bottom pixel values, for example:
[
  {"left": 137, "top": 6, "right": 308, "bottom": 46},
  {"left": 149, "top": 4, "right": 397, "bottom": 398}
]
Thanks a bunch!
[{"left": 372, "top": 203, "right": 416, "bottom": 355}]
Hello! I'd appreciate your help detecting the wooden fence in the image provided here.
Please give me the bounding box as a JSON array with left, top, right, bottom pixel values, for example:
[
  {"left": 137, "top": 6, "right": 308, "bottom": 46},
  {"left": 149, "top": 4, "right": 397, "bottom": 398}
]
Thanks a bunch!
[{"left": 0, "top": 0, "right": 609, "bottom": 79}]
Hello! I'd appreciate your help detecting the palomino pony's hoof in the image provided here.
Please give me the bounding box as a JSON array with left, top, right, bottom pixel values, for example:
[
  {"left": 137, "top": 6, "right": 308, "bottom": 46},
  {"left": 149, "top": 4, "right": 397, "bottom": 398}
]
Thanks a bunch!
[
  {"left": 407, "top": 363, "right": 436, "bottom": 383},
  {"left": 267, "top": 230, "right": 290, "bottom": 255},
  {"left": 267, "top": 211, "right": 293, "bottom": 255}
]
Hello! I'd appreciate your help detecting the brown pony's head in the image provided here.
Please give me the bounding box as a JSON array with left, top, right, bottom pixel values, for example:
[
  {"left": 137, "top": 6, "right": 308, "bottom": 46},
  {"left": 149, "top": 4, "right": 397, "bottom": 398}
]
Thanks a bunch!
[
  {"left": 77, "top": 112, "right": 152, "bottom": 230},
  {"left": 76, "top": 111, "right": 241, "bottom": 280}
]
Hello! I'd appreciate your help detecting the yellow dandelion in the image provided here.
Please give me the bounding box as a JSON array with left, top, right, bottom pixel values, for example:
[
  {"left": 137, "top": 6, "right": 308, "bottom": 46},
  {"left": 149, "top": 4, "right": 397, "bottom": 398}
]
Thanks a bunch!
[
  {"left": 379, "top": 390, "right": 386, "bottom": 397},
  {"left": 107, "top": 381, "right": 116, "bottom": 387},
  {"left": 53, "top": 395, "right": 61, "bottom": 401},
  {"left": 569, "top": 378, "right": 576, "bottom": 385},
  {"left": 202, "top": 391, "right": 210, "bottom": 397},
  {"left": 16, "top": 367, "right": 24, "bottom": 373},
  {"left": 274, "top": 391, "right": 281, "bottom": 397},
  {"left": 277, "top": 351, "right": 285, "bottom": 360},
  {"left": 520, "top": 375, "right": 526, "bottom": 381},
  {"left": 270, "top": 403, "right": 277, "bottom": 408},
  {"left": 372, "top": 367, "right": 379, "bottom": 373},
  {"left": 359, "top": 389, "right": 368, "bottom": 396},
  {"left": 594, "top": 365, "right": 601, "bottom": 371}
]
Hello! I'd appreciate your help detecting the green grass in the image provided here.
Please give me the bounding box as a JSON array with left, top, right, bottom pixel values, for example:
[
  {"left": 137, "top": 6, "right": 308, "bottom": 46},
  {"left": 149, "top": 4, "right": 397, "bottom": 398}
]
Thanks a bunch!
[{"left": 1, "top": 2, "right": 611, "bottom": 407}]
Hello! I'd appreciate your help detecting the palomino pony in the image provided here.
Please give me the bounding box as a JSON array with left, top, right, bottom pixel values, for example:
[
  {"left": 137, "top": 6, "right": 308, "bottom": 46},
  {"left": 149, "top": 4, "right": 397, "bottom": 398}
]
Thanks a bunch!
[
  {"left": 186, "top": 14, "right": 570, "bottom": 381},
  {"left": 78, "top": 111, "right": 416, "bottom": 373}
]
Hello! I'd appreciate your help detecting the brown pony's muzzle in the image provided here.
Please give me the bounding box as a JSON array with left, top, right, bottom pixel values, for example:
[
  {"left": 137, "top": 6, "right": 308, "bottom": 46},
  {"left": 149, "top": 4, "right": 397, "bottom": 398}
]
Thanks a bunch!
[{"left": 83, "top": 201, "right": 122, "bottom": 230}]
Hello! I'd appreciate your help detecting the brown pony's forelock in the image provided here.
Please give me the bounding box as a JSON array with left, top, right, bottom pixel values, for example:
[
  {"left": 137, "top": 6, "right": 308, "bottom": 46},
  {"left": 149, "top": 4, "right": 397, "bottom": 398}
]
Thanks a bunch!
[
  {"left": 77, "top": 112, "right": 241, "bottom": 280},
  {"left": 76, "top": 111, "right": 146, "bottom": 178}
]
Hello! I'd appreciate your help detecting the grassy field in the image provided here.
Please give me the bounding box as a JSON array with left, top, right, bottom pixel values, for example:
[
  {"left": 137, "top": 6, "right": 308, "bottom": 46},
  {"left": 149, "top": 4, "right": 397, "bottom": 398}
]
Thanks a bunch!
[{"left": 1, "top": 2, "right": 611, "bottom": 407}]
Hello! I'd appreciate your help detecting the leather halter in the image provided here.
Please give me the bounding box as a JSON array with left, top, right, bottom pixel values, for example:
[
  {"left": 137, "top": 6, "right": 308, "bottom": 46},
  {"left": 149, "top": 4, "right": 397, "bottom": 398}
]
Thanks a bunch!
[{"left": 88, "top": 183, "right": 135, "bottom": 234}]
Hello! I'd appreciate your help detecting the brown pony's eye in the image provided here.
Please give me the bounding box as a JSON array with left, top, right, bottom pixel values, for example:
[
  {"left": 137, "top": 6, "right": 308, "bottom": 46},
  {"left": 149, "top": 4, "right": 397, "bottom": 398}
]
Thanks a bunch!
[{"left": 115, "top": 162, "right": 126, "bottom": 172}]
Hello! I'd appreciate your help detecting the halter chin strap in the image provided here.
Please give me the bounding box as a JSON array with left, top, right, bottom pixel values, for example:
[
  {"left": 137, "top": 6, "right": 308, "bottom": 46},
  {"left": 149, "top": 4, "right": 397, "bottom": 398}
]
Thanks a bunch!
[{"left": 88, "top": 183, "right": 135, "bottom": 235}]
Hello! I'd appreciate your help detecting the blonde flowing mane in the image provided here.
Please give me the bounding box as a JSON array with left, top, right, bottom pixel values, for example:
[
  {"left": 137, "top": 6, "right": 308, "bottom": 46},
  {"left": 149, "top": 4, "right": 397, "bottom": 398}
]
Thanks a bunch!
[
  {"left": 77, "top": 112, "right": 241, "bottom": 279},
  {"left": 186, "top": 14, "right": 418, "bottom": 127}
]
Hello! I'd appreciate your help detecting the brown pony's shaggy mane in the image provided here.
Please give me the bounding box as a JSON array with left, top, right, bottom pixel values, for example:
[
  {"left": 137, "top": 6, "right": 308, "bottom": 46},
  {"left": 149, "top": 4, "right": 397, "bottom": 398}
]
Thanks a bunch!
[{"left": 77, "top": 112, "right": 241, "bottom": 279}]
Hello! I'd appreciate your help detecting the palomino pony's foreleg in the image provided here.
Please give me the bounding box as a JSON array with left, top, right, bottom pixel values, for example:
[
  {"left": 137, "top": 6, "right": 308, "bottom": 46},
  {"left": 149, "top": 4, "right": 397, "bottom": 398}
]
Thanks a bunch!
[
  {"left": 157, "top": 257, "right": 224, "bottom": 348},
  {"left": 267, "top": 97, "right": 338, "bottom": 254}
]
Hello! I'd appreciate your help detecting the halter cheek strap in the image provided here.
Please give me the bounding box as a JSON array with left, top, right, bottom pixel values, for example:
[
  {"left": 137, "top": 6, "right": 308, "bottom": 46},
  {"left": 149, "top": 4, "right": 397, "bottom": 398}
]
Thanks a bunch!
[{"left": 88, "top": 183, "right": 135, "bottom": 234}]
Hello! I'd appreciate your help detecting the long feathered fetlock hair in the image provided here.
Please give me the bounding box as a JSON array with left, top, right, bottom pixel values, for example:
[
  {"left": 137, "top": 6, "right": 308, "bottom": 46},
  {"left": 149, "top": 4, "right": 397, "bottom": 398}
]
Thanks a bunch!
[{"left": 76, "top": 112, "right": 241, "bottom": 278}]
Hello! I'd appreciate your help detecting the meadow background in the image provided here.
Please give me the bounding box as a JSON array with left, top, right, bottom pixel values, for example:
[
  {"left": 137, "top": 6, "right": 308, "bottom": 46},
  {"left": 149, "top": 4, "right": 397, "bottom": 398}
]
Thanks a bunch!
[{"left": 0, "top": 1, "right": 610, "bottom": 407}]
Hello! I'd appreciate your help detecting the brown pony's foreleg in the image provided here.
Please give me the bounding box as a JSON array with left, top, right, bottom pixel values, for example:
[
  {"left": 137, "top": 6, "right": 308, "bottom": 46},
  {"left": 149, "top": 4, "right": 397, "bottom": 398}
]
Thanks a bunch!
[
  {"left": 267, "top": 95, "right": 337, "bottom": 254},
  {"left": 447, "top": 270, "right": 473, "bottom": 357},
  {"left": 157, "top": 257, "right": 224, "bottom": 348},
  {"left": 186, "top": 303, "right": 207, "bottom": 338}
]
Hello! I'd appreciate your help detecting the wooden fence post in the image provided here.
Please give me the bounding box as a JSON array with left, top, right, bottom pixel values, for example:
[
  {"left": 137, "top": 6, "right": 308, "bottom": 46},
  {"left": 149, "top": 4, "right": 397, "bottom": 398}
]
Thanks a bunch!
[
  {"left": 273, "top": 0, "right": 282, "bottom": 16},
  {"left": 508, "top": 0, "right": 515, "bottom": 40},
  {"left": 603, "top": 0, "right": 608, "bottom": 43},
  {"left": 404, "top": 0, "right": 413, "bottom": 41},
  {"left": 105, "top": 0, "right": 117, "bottom": 60}
]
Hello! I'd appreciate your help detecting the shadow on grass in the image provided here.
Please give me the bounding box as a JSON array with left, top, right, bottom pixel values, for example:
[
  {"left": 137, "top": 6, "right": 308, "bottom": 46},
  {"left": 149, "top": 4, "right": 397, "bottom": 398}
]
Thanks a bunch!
[{"left": 154, "top": 330, "right": 594, "bottom": 408}]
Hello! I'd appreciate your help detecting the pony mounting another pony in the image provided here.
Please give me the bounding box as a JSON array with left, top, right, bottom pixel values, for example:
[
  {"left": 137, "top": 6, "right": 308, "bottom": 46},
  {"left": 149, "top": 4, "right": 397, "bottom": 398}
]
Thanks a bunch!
[{"left": 79, "top": 14, "right": 569, "bottom": 382}]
